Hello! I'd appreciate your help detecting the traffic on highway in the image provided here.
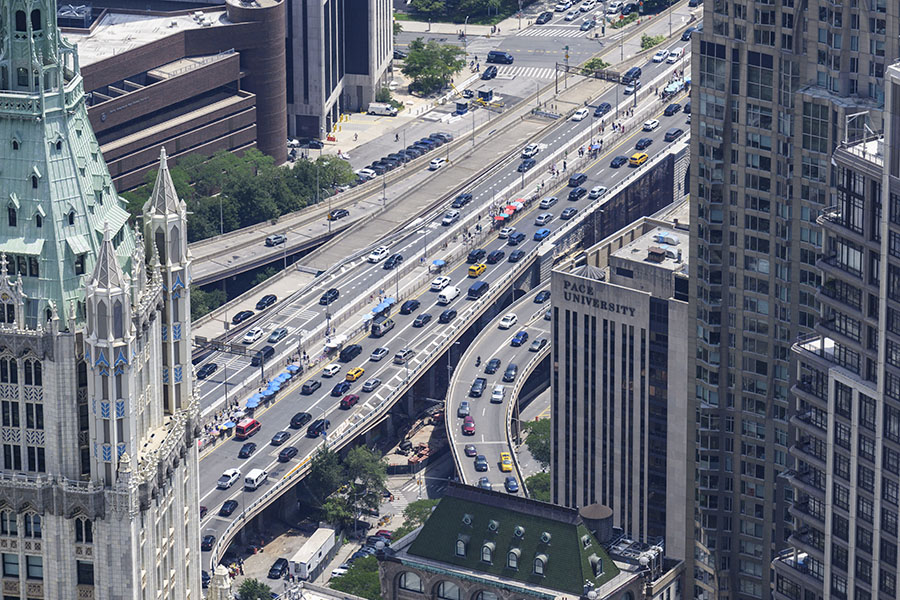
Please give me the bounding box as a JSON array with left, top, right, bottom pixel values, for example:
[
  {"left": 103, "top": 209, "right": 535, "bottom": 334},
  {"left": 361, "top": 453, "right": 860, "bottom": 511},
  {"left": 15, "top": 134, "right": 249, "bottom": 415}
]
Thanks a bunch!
[{"left": 196, "top": 35, "right": 692, "bottom": 567}]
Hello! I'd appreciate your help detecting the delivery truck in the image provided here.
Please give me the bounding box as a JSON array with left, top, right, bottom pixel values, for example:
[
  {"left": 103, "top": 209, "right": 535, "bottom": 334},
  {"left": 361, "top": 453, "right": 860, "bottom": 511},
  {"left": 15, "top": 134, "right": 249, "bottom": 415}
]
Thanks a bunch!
[
  {"left": 367, "top": 102, "right": 398, "bottom": 116},
  {"left": 289, "top": 527, "right": 335, "bottom": 580}
]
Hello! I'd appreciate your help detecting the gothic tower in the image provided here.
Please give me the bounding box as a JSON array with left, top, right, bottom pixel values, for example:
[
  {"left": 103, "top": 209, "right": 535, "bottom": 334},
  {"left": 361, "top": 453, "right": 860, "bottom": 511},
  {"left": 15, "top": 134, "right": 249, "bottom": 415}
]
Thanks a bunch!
[{"left": 0, "top": 0, "right": 201, "bottom": 597}]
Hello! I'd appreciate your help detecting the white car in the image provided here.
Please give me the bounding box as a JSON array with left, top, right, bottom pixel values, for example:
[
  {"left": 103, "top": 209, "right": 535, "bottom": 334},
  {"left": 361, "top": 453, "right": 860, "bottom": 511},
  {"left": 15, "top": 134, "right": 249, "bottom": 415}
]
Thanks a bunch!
[
  {"left": 565, "top": 9, "right": 579, "bottom": 20},
  {"left": 242, "top": 327, "right": 263, "bottom": 344},
  {"left": 322, "top": 363, "right": 341, "bottom": 378},
  {"left": 572, "top": 108, "right": 589, "bottom": 121},
  {"left": 588, "top": 185, "right": 608, "bottom": 199},
  {"left": 431, "top": 276, "right": 452, "bottom": 291},
  {"left": 539, "top": 196, "right": 558, "bottom": 209},
  {"left": 498, "top": 227, "right": 515, "bottom": 239},
  {"left": 429, "top": 157, "right": 447, "bottom": 170},
  {"left": 367, "top": 246, "right": 390, "bottom": 262},
  {"left": 356, "top": 168, "right": 376, "bottom": 180},
  {"left": 491, "top": 385, "right": 506, "bottom": 403},
  {"left": 441, "top": 210, "right": 460, "bottom": 226},
  {"left": 331, "top": 568, "right": 348, "bottom": 579},
  {"left": 652, "top": 49, "right": 668, "bottom": 62},
  {"left": 624, "top": 81, "right": 639, "bottom": 95},
  {"left": 521, "top": 143, "right": 540, "bottom": 158},
  {"left": 643, "top": 119, "right": 660, "bottom": 131},
  {"left": 554, "top": 0, "right": 571, "bottom": 11},
  {"left": 498, "top": 313, "right": 518, "bottom": 330},
  {"left": 217, "top": 468, "right": 241, "bottom": 489},
  {"left": 580, "top": 0, "right": 595, "bottom": 11}
]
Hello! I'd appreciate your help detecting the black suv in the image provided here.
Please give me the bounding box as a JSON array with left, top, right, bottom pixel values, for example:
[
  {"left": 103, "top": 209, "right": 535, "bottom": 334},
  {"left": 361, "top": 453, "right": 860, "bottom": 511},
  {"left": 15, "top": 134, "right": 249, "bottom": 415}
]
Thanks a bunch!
[
  {"left": 384, "top": 254, "right": 404, "bottom": 269},
  {"left": 536, "top": 11, "right": 552, "bottom": 23},
  {"left": 452, "top": 193, "right": 473, "bottom": 208},
  {"left": 593, "top": 102, "right": 612, "bottom": 117},
  {"left": 467, "top": 248, "right": 487, "bottom": 264},
  {"left": 250, "top": 345, "right": 275, "bottom": 367},
  {"left": 400, "top": 299, "right": 420, "bottom": 314},
  {"left": 290, "top": 412, "right": 313, "bottom": 428},
  {"left": 231, "top": 310, "right": 253, "bottom": 325},
  {"left": 320, "top": 288, "right": 339, "bottom": 305},
  {"left": 481, "top": 65, "right": 498, "bottom": 80},
  {"left": 268, "top": 558, "right": 289, "bottom": 579},
  {"left": 568, "top": 187, "right": 587, "bottom": 201},
  {"left": 339, "top": 344, "right": 362, "bottom": 362},
  {"left": 307, "top": 419, "right": 330, "bottom": 438}
]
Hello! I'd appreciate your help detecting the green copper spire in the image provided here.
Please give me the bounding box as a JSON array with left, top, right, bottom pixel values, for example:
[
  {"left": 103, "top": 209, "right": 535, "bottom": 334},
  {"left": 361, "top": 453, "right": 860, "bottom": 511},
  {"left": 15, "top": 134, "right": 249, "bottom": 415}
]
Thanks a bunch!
[{"left": 0, "top": 0, "right": 134, "bottom": 330}]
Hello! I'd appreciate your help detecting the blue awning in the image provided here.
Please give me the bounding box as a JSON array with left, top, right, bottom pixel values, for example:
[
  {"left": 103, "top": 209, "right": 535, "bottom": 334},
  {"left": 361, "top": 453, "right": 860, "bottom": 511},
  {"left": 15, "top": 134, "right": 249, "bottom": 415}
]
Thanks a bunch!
[
  {"left": 223, "top": 421, "right": 236, "bottom": 428},
  {"left": 246, "top": 398, "right": 260, "bottom": 409},
  {"left": 432, "top": 260, "right": 446, "bottom": 266},
  {"left": 268, "top": 382, "right": 282, "bottom": 392},
  {"left": 286, "top": 364, "right": 300, "bottom": 373},
  {"left": 261, "top": 390, "right": 275, "bottom": 399}
]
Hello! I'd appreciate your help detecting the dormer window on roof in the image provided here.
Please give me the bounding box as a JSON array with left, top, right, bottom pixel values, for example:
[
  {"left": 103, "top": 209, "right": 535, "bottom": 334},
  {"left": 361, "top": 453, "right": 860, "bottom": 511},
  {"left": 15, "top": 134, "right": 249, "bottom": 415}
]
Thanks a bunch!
[
  {"left": 507, "top": 547, "right": 520, "bottom": 570},
  {"left": 481, "top": 541, "right": 495, "bottom": 563},
  {"left": 582, "top": 534, "right": 592, "bottom": 548},
  {"left": 533, "top": 553, "right": 547, "bottom": 576},
  {"left": 589, "top": 553, "right": 604, "bottom": 576},
  {"left": 455, "top": 535, "right": 469, "bottom": 557}
]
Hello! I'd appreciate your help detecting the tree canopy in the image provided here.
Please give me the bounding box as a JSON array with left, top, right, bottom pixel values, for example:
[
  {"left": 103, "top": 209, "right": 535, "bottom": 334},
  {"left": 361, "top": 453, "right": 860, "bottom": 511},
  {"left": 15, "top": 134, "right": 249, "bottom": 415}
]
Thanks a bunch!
[
  {"left": 330, "top": 555, "right": 382, "bottom": 600},
  {"left": 120, "top": 150, "right": 355, "bottom": 244},
  {"left": 522, "top": 419, "right": 551, "bottom": 469},
  {"left": 392, "top": 498, "right": 440, "bottom": 539},
  {"left": 525, "top": 471, "right": 551, "bottom": 502},
  {"left": 237, "top": 578, "right": 273, "bottom": 600},
  {"left": 305, "top": 447, "right": 388, "bottom": 531},
  {"left": 401, "top": 38, "right": 466, "bottom": 95}
]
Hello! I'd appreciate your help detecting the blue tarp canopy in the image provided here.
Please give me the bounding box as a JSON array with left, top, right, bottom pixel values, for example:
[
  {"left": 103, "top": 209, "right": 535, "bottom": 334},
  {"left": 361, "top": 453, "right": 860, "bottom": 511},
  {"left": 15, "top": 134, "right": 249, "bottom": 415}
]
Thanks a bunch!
[
  {"left": 223, "top": 421, "right": 236, "bottom": 428},
  {"left": 261, "top": 390, "right": 275, "bottom": 399},
  {"left": 432, "top": 260, "right": 446, "bottom": 267},
  {"left": 267, "top": 382, "right": 282, "bottom": 392},
  {"left": 373, "top": 297, "right": 397, "bottom": 314},
  {"left": 286, "top": 364, "right": 301, "bottom": 373},
  {"left": 276, "top": 373, "right": 290, "bottom": 382},
  {"left": 246, "top": 398, "right": 260, "bottom": 409}
]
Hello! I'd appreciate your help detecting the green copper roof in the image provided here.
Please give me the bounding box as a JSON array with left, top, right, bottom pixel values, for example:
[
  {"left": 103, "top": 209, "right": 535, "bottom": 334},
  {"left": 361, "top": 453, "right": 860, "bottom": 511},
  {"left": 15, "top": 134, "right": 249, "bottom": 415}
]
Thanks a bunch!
[
  {"left": 0, "top": 0, "right": 135, "bottom": 329},
  {"left": 407, "top": 486, "right": 620, "bottom": 595}
]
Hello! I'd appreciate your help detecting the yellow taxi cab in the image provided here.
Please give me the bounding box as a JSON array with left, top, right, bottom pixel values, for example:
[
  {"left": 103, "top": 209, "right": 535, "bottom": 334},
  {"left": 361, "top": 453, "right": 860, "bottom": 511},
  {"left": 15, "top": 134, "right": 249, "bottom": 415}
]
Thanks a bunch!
[
  {"left": 500, "top": 452, "right": 513, "bottom": 472},
  {"left": 468, "top": 263, "right": 487, "bottom": 277},
  {"left": 629, "top": 152, "right": 649, "bottom": 167},
  {"left": 346, "top": 367, "right": 365, "bottom": 382}
]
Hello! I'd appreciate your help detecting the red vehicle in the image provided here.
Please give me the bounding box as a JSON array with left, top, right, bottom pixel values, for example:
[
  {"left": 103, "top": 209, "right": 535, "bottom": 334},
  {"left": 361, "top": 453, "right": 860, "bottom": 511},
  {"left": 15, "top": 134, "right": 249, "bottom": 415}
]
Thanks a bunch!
[
  {"left": 235, "top": 418, "right": 261, "bottom": 440},
  {"left": 376, "top": 530, "right": 393, "bottom": 540},
  {"left": 340, "top": 394, "right": 360, "bottom": 409},
  {"left": 461, "top": 416, "right": 476, "bottom": 435}
]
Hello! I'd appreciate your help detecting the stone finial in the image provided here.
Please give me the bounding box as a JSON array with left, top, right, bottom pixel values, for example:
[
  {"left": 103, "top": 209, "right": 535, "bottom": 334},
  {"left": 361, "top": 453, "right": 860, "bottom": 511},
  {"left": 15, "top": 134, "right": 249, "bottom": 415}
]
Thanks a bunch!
[
  {"left": 88, "top": 223, "right": 126, "bottom": 290},
  {"left": 143, "top": 147, "right": 184, "bottom": 216}
]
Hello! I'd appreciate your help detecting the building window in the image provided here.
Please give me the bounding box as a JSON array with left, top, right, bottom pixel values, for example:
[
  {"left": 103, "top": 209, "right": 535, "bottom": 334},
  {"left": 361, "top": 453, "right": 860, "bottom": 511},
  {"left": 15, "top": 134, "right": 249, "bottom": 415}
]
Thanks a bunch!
[
  {"left": 533, "top": 554, "right": 547, "bottom": 576},
  {"left": 67, "top": 211, "right": 74, "bottom": 226},
  {"left": 0, "top": 511, "right": 16, "bottom": 536},
  {"left": 435, "top": 581, "right": 460, "bottom": 600},
  {"left": 475, "top": 593, "right": 499, "bottom": 600},
  {"left": 76, "top": 560, "right": 94, "bottom": 585},
  {"left": 2, "top": 553, "right": 18, "bottom": 577},
  {"left": 507, "top": 549, "right": 520, "bottom": 570},
  {"left": 24, "top": 555, "right": 41, "bottom": 580},
  {"left": 6, "top": 207, "right": 15, "bottom": 228},
  {"left": 30, "top": 175, "right": 37, "bottom": 189},
  {"left": 23, "top": 359, "right": 40, "bottom": 386},
  {"left": 29, "top": 10, "right": 41, "bottom": 31},
  {"left": 25, "top": 403, "right": 42, "bottom": 430},
  {"left": 455, "top": 540, "right": 466, "bottom": 557},
  {"left": 74, "top": 518, "right": 92, "bottom": 544},
  {"left": 397, "top": 571, "right": 422, "bottom": 593},
  {"left": 14, "top": 11, "right": 25, "bottom": 31},
  {"left": 23, "top": 514, "right": 40, "bottom": 538},
  {"left": 481, "top": 543, "right": 494, "bottom": 564},
  {"left": 3, "top": 445, "right": 21, "bottom": 471},
  {"left": 34, "top": 213, "right": 42, "bottom": 227},
  {"left": 74, "top": 253, "right": 85, "bottom": 276},
  {"left": 26, "top": 446, "right": 44, "bottom": 473}
]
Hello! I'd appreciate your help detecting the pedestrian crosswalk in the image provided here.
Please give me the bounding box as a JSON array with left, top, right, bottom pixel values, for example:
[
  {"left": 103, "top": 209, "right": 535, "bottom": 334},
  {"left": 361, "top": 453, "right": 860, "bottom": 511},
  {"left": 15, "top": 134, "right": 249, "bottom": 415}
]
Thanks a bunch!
[
  {"left": 498, "top": 66, "right": 557, "bottom": 80},
  {"left": 517, "top": 26, "right": 589, "bottom": 38}
]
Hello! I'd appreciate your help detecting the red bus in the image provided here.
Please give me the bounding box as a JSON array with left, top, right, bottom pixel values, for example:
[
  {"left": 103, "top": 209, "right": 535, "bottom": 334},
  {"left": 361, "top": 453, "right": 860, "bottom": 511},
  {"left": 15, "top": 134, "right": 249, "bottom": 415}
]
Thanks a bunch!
[{"left": 235, "top": 418, "right": 261, "bottom": 440}]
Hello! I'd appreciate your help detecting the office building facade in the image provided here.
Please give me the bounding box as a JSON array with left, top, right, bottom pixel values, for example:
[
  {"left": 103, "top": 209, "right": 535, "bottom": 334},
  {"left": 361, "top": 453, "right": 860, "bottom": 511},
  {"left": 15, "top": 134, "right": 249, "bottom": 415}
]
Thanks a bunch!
[
  {"left": 0, "top": 0, "right": 201, "bottom": 595},
  {"left": 688, "top": 2, "right": 898, "bottom": 598},
  {"left": 773, "top": 65, "right": 900, "bottom": 600},
  {"left": 551, "top": 204, "right": 692, "bottom": 561},
  {"left": 286, "top": 0, "right": 393, "bottom": 138}
]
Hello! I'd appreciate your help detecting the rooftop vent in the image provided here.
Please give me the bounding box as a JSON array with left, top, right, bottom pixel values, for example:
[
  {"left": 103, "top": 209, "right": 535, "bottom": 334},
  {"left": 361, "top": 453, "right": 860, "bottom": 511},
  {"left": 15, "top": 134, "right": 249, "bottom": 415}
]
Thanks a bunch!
[
  {"left": 540, "top": 531, "right": 552, "bottom": 544},
  {"left": 462, "top": 513, "right": 473, "bottom": 526},
  {"left": 514, "top": 526, "right": 525, "bottom": 538},
  {"left": 488, "top": 520, "right": 499, "bottom": 532}
]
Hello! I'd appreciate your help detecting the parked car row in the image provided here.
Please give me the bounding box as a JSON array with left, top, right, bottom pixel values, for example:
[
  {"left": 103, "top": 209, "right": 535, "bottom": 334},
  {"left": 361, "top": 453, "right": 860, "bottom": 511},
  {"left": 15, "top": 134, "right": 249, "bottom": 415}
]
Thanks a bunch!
[{"left": 357, "top": 132, "right": 454, "bottom": 181}]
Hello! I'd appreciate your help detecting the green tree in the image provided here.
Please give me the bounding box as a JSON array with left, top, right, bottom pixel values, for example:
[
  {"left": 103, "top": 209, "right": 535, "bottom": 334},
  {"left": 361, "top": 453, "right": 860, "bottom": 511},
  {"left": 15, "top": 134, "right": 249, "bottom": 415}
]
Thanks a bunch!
[
  {"left": 238, "top": 578, "right": 273, "bottom": 600},
  {"left": 581, "top": 57, "right": 611, "bottom": 76},
  {"left": 393, "top": 20, "right": 403, "bottom": 37},
  {"left": 190, "top": 286, "right": 227, "bottom": 319},
  {"left": 321, "top": 495, "right": 355, "bottom": 529},
  {"left": 522, "top": 419, "right": 551, "bottom": 469},
  {"left": 330, "top": 555, "right": 382, "bottom": 600},
  {"left": 251, "top": 266, "right": 279, "bottom": 288},
  {"left": 409, "top": 0, "right": 446, "bottom": 17},
  {"left": 304, "top": 448, "right": 345, "bottom": 507},
  {"left": 392, "top": 498, "right": 439, "bottom": 539},
  {"left": 345, "top": 447, "right": 388, "bottom": 522},
  {"left": 525, "top": 471, "right": 551, "bottom": 502},
  {"left": 401, "top": 38, "right": 466, "bottom": 95}
]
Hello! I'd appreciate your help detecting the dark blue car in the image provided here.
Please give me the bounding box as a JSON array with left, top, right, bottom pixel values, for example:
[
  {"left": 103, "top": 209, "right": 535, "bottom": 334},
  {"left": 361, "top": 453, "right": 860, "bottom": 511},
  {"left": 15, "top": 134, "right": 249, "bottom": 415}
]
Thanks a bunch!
[
  {"left": 511, "top": 331, "right": 529, "bottom": 347},
  {"left": 610, "top": 155, "right": 628, "bottom": 168},
  {"left": 331, "top": 381, "right": 351, "bottom": 397}
]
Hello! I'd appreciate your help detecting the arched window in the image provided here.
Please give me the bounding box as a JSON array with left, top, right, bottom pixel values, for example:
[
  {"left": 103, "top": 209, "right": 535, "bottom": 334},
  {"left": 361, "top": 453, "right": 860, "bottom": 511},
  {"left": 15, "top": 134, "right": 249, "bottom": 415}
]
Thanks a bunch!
[
  {"left": 31, "top": 175, "right": 37, "bottom": 189},
  {"left": 622, "top": 592, "right": 634, "bottom": 600},
  {"left": 16, "top": 68, "right": 27, "bottom": 88},
  {"left": 30, "top": 10, "right": 41, "bottom": 31},
  {"left": 28, "top": 257, "right": 38, "bottom": 278},
  {"left": 169, "top": 225, "right": 180, "bottom": 263},
  {"left": 481, "top": 542, "right": 494, "bottom": 564},
  {"left": 533, "top": 554, "right": 547, "bottom": 576},
  {"left": 475, "top": 592, "right": 499, "bottom": 600},
  {"left": 0, "top": 510, "right": 17, "bottom": 535},
  {"left": 74, "top": 517, "right": 93, "bottom": 543},
  {"left": 35, "top": 214, "right": 42, "bottom": 228},
  {"left": 24, "top": 359, "right": 41, "bottom": 386},
  {"left": 97, "top": 301, "right": 107, "bottom": 339},
  {"left": 0, "top": 303, "right": 13, "bottom": 325},
  {"left": 435, "top": 581, "right": 460, "bottom": 600},
  {"left": 0, "top": 358, "right": 18, "bottom": 384},
  {"left": 23, "top": 513, "right": 40, "bottom": 538},
  {"left": 455, "top": 539, "right": 467, "bottom": 557},
  {"left": 507, "top": 548, "right": 520, "bottom": 570},
  {"left": 7, "top": 207, "right": 15, "bottom": 227},
  {"left": 397, "top": 571, "right": 422, "bottom": 592},
  {"left": 15, "top": 10, "right": 26, "bottom": 31},
  {"left": 155, "top": 229, "right": 167, "bottom": 264},
  {"left": 67, "top": 211, "right": 75, "bottom": 226},
  {"left": 55, "top": 141, "right": 62, "bottom": 151},
  {"left": 11, "top": 140, "right": 18, "bottom": 151}
]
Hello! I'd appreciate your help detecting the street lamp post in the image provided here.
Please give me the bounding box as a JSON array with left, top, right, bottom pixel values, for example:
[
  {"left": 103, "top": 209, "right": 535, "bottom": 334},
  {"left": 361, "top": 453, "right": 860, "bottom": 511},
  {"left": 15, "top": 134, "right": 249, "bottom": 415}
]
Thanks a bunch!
[
  {"left": 283, "top": 233, "right": 288, "bottom": 270},
  {"left": 381, "top": 172, "right": 387, "bottom": 207}
]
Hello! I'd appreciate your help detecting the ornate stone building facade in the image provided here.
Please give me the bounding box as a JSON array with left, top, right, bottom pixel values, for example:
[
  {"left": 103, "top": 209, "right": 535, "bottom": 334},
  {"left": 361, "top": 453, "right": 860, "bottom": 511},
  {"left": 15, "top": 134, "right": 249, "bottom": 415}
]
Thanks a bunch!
[{"left": 0, "top": 0, "right": 201, "bottom": 597}]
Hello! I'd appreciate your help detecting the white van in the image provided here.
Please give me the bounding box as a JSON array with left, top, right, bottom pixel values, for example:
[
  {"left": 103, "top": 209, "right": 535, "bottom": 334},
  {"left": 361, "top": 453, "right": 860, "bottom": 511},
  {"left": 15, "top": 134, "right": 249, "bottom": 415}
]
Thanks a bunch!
[
  {"left": 667, "top": 47, "right": 685, "bottom": 63},
  {"left": 367, "top": 102, "right": 398, "bottom": 116},
  {"left": 438, "top": 286, "right": 460, "bottom": 305},
  {"left": 429, "top": 157, "right": 447, "bottom": 171},
  {"left": 606, "top": 0, "right": 623, "bottom": 13},
  {"left": 245, "top": 468, "right": 268, "bottom": 491}
]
